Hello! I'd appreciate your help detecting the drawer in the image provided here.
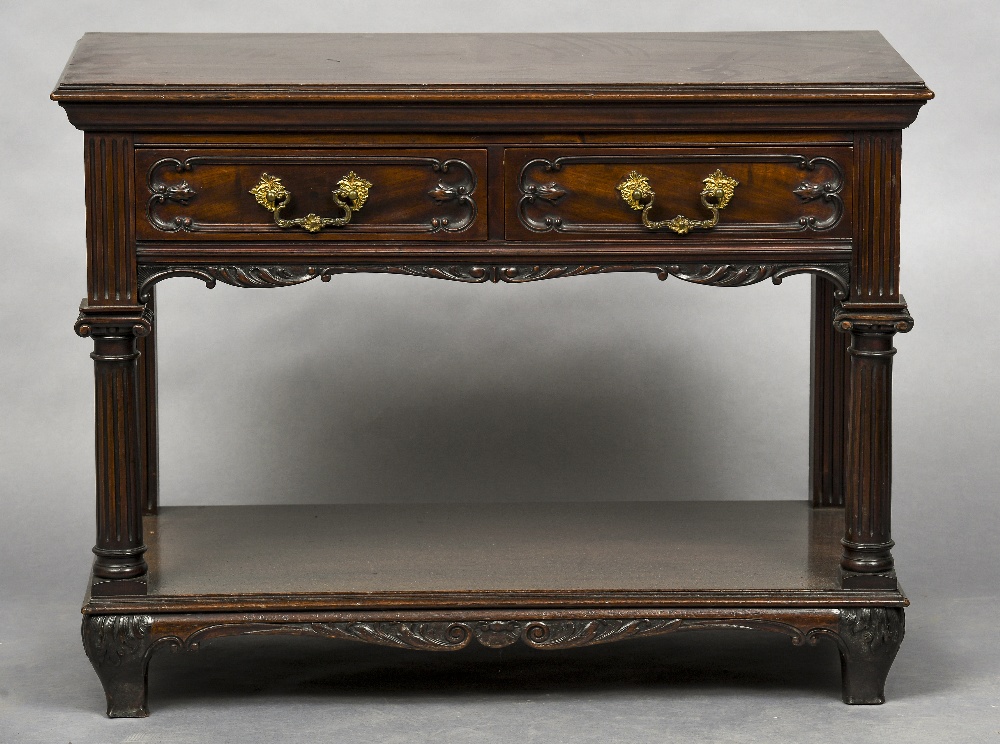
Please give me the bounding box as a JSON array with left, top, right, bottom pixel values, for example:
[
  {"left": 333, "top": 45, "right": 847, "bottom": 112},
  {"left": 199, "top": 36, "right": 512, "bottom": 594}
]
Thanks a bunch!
[
  {"left": 506, "top": 147, "right": 852, "bottom": 241},
  {"left": 136, "top": 148, "right": 487, "bottom": 241}
]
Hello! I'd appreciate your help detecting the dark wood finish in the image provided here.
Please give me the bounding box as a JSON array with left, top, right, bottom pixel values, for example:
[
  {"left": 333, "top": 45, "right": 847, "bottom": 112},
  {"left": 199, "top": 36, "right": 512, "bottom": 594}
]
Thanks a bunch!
[
  {"left": 852, "top": 132, "right": 903, "bottom": 303},
  {"left": 73, "top": 502, "right": 905, "bottom": 616},
  {"left": 54, "top": 32, "right": 925, "bottom": 91},
  {"left": 83, "top": 607, "right": 856, "bottom": 718},
  {"left": 52, "top": 33, "right": 931, "bottom": 132},
  {"left": 84, "top": 132, "right": 138, "bottom": 305},
  {"left": 834, "top": 302, "right": 914, "bottom": 587},
  {"left": 507, "top": 147, "right": 851, "bottom": 241},
  {"left": 142, "top": 502, "right": 844, "bottom": 597},
  {"left": 53, "top": 32, "right": 931, "bottom": 714},
  {"left": 138, "top": 148, "right": 486, "bottom": 241},
  {"left": 74, "top": 302, "right": 150, "bottom": 593},
  {"left": 810, "top": 276, "right": 849, "bottom": 507},
  {"left": 134, "top": 262, "right": 850, "bottom": 301},
  {"left": 837, "top": 607, "right": 905, "bottom": 704},
  {"left": 136, "top": 288, "right": 158, "bottom": 515},
  {"left": 80, "top": 604, "right": 905, "bottom": 716}
]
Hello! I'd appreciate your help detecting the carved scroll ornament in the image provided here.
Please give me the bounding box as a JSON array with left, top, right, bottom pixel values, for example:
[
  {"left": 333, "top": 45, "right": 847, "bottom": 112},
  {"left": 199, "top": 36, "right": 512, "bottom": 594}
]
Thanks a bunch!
[
  {"left": 138, "top": 262, "right": 850, "bottom": 302},
  {"left": 147, "top": 156, "right": 477, "bottom": 234},
  {"left": 519, "top": 154, "right": 844, "bottom": 233}
]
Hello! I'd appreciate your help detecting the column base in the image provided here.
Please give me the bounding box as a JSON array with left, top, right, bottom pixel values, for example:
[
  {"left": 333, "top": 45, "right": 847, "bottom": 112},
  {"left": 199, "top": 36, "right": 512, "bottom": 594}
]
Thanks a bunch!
[{"left": 841, "top": 568, "right": 897, "bottom": 590}]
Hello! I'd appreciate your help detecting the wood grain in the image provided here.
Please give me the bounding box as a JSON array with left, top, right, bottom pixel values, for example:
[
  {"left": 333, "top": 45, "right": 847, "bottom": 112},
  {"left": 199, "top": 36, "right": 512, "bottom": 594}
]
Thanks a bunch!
[
  {"left": 507, "top": 147, "right": 851, "bottom": 241},
  {"left": 55, "top": 31, "right": 930, "bottom": 710},
  {"left": 139, "top": 501, "right": 842, "bottom": 598},
  {"left": 137, "top": 148, "right": 487, "bottom": 241},
  {"left": 85, "top": 133, "right": 136, "bottom": 304},
  {"left": 810, "top": 276, "right": 849, "bottom": 507},
  {"left": 53, "top": 32, "right": 927, "bottom": 96},
  {"left": 852, "top": 132, "right": 903, "bottom": 302}
]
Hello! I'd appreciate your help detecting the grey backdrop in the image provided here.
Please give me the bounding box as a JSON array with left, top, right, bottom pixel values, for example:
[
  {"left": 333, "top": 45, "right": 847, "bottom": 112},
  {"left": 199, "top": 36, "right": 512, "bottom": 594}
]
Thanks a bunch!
[{"left": 2, "top": 1, "right": 998, "bottom": 742}]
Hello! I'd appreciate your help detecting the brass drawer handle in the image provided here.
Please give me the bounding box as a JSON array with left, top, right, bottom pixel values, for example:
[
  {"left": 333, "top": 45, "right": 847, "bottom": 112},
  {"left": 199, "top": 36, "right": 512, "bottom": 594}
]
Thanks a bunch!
[
  {"left": 617, "top": 169, "right": 739, "bottom": 234},
  {"left": 250, "top": 171, "right": 372, "bottom": 233}
]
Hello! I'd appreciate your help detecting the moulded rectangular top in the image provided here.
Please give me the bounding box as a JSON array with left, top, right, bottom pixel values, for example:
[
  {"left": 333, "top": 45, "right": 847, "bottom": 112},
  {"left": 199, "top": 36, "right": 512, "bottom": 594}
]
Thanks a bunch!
[{"left": 52, "top": 31, "right": 932, "bottom": 103}]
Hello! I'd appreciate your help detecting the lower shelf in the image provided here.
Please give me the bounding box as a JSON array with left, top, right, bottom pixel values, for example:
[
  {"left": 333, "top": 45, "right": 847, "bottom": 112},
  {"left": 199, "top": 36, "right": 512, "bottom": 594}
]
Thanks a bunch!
[
  {"left": 81, "top": 501, "right": 909, "bottom": 714},
  {"left": 81, "top": 605, "right": 907, "bottom": 715},
  {"left": 87, "top": 501, "right": 905, "bottom": 612}
]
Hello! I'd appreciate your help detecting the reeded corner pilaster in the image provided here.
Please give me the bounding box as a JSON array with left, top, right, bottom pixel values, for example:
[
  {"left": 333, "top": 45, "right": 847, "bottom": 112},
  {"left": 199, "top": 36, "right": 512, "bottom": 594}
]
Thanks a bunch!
[
  {"left": 76, "top": 300, "right": 153, "bottom": 595},
  {"left": 834, "top": 301, "right": 913, "bottom": 589},
  {"left": 837, "top": 607, "right": 905, "bottom": 704}
]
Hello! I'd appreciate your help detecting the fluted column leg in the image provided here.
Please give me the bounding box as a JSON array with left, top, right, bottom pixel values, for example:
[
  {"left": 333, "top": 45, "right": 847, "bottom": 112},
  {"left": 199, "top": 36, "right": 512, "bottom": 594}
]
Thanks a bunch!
[
  {"left": 834, "top": 303, "right": 913, "bottom": 589},
  {"left": 136, "top": 288, "right": 159, "bottom": 515},
  {"left": 76, "top": 301, "right": 152, "bottom": 595},
  {"left": 810, "top": 276, "right": 849, "bottom": 507}
]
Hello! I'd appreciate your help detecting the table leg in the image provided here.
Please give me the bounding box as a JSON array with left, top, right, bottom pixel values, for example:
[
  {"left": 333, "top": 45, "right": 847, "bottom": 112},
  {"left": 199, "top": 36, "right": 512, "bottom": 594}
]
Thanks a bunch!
[
  {"left": 834, "top": 304, "right": 913, "bottom": 589},
  {"left": 810, "top": 275, "right": 849, "bottom": 507},
  {"left": 76, "top": 302, "right": 151, "bottom": 594},
  {"left": 837, "top": 607, "right": 905, "bottom": 704},
  {"left": 82, "top": 614, "right": 157, "bottom": 718},
  {"left": 136, "top": 288, "right": 159, "bottom": 515}
]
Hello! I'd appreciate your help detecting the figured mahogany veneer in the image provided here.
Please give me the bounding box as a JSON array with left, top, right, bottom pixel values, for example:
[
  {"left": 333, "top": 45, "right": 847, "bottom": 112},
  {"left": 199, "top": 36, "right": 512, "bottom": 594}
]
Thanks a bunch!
[
  {"left": 507, "top": 147, "right": 852, "bottom": 240},
  {"left": 53, "top": 31, "right": 931, "bottom": 716},
  {"left": 137, "top": 148, "right": 486, "bottom": 241}
]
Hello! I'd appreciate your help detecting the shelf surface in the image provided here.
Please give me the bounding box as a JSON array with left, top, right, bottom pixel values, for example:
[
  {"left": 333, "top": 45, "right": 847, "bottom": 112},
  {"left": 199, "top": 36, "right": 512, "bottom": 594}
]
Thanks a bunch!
[{"left": 137, "top": 501, "right": 855, "bottom": 600}]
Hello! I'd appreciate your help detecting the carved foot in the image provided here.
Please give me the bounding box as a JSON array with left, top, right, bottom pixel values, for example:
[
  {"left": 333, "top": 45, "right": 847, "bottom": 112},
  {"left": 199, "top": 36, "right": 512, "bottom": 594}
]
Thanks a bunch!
[
  {"left": 82, "top": 614, "right": 158, "bottom": 717},
  {"left": 837, "top": 607, "right": 904, "bottom": 704}
]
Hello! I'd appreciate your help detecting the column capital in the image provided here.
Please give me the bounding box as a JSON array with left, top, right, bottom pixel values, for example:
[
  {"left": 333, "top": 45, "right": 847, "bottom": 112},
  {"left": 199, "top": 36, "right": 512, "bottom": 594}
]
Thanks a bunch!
[
  {"left": 834, "top": 300, "right": 913, "bottom": 335},
  {"left": 75, "top": 299, "right": 152, "bottom": 339}
]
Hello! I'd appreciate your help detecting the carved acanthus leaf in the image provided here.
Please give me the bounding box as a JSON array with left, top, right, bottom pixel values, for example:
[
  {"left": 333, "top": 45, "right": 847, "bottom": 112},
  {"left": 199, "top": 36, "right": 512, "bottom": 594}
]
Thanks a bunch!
[
  {"left": 794, "top": 156, "right": 845, "bottom": 230},
  {"left": 181, "top": 617, "right": 827, "bottom": 653},
  {"left": 429, "top": 183, "right": 458, "bottom": 202},
  {"left": 82, "top": 615, "right": 153, "bottom": 668},
  {"left": 839, "top": 608, "right": 905, "bottom": 657},
  {"left": 530, "top": 182, "right": 567, "bottom": 203},
  {"left": 138, "top": 262, "right": 850, "bottom": 301}
]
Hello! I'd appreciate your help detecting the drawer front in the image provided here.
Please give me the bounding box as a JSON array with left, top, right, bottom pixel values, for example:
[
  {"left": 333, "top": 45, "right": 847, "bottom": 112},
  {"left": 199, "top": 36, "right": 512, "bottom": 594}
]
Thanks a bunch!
[
  {"left": 506, "top": 147, "right": 852, "bottom": 241},
  {"left": 136, "top": 148, "right": 487, "bottom": 241}
]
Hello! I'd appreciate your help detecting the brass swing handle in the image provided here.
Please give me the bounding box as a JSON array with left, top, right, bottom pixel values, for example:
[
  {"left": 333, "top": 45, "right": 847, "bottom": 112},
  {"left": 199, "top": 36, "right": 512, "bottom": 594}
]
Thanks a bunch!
[
  {"left": 617, "top": 169, "right": 739, "bottom": 235},
  {"left": 250, "top": 171, "right": 372, "bottom": 233}
]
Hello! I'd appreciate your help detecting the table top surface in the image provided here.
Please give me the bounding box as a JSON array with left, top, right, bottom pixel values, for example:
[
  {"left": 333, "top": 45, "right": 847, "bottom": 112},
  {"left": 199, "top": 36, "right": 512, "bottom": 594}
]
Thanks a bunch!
[{"left": 52, "top": 31, "right": 931, "bottom": 103}]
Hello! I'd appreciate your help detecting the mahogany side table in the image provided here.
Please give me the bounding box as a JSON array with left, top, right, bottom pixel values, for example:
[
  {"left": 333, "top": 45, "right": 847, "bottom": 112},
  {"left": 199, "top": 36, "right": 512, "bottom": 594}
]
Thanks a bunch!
[{"left": 52, "top": 31, "right": 932, "bottom": 716}]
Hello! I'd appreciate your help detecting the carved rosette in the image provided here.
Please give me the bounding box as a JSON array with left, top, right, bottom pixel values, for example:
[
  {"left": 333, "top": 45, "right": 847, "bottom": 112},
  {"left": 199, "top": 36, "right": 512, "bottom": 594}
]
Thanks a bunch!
[{"left": 138, "top": 262, "right": 850, "bottom": 301}]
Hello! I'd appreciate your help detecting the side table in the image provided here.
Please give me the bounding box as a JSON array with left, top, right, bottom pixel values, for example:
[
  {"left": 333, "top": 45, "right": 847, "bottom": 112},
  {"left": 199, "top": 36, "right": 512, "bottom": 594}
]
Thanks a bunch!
[{"left": 52, "top": 31, "right": 932, "bottom": 716}]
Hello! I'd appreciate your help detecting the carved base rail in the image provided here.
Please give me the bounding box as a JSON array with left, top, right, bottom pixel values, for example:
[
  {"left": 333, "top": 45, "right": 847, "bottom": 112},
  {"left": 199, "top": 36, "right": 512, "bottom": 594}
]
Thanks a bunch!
[
  {"left": 137, "top": 262, "right": 850, "bottom": 302},
  {"left": 83, "top": 606, "right": 902, "bottom": 717}
]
